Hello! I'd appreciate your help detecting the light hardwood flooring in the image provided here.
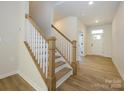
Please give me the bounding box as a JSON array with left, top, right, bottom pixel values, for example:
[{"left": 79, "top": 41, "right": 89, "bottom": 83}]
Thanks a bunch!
[
  {"left": 0, "top": 55, "right": 123, "bottom": 91},
  {"left": 57, "top": 55, "right": 124, "bottom": 91},
  {"left": 0, "top": 74, "right": 35, "bottom": 91}
]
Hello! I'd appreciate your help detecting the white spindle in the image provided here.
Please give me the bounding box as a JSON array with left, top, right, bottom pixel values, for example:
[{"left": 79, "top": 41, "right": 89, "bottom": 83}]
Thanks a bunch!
[
  {"left": 31, "top": 24, "right": 34, "bottom": 51},
  {"left": 34, "top": 28, "right": 36, "bottom": 57},
  {"left": 42, "top": 39, "right": 45, "bottom": 73},
  {"left": 37, "top": 32, "right": 40, "bottom": 64},
  {"left": 52, "top": 26, "right": 73, "bottom": 64},
  {"left": 26, "top": 18, "right": 49, "bottom": 78},
  {"left": 35, "top": 30, "right": 38, "bottom": 60},
  {"left": 45, "top": 43, "right": 48, "bottom": 78},
  {"left": 32, "top": 27, "right": 35, "bottom": 54},
  {"left": 40, "top": 37, "right": 43, "bottom": 68}
]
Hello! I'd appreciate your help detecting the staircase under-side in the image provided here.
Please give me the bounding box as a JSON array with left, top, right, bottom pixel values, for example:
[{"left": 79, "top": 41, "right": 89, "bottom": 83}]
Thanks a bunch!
[{"left": 24, "top": 15, "right": 77, "bottom": 91}]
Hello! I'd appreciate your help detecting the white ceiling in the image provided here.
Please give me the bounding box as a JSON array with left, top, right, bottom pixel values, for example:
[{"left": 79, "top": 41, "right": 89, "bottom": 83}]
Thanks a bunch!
[{"left": 53, "top": 1, "right": 120, "bottom": 26}]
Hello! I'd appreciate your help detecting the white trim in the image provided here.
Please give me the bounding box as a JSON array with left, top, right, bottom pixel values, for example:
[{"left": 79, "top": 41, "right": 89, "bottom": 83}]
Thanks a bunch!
[
  {"left": 112, "top": 59, "right": 124, "bottom": 80},
  {"left": 55, "top": 64, "right": 67, "bottom": 73},
  {"left": 56, "top": 70, "right": 73, "bottom": 88},
  {"left": 121, "top": 74, "right": 124, "bottom": 80},
  {"left": 0, "top": 71, "right": 17, "bottom": 79},
  {"left": 55, "top": 57, "right": 65, "bottom": 63},
  {"left": 115, "top": 66, "right": 124, "bottom": 80},
  {"left": 17, "top": 71, "right": 46, "bottom": 91}
]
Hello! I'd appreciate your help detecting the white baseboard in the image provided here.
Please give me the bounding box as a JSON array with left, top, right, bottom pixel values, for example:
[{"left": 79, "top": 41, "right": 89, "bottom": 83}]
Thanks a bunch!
[
  {"left": 115, "top": 66, "right": 124, "bottom": 80},
  {"left": 0, "top": 71, "right": 17, "bottom": 79},
  {"left": 112, "top": 59, "right": 124, "bottom": 80},
  {"left": 121, "top": 74, "right": 124, "bottom": 80},
  {"left": 115, "top": 67, "right": 124, "bottom": 80},
  {"left": 17, "top": 71, "right": 45, "bottom": 91},
  {"left": 56, "top": 70, "right": 73, "bottom": 88},
  {"left": 55, "top": 64, "right": 66, "bottom": 73}
]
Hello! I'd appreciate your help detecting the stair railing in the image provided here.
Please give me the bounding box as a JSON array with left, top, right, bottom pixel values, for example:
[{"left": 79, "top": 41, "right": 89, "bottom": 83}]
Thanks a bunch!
[
  {"left": 51, "top": 25, "right": 77, "bottom": 75},
  {"left": 25, "top": 15, "right": 56, "bottom": 90}
]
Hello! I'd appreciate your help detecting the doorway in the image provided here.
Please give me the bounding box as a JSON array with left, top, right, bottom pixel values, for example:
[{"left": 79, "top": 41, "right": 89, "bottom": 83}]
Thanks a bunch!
[
  {"left": 90, "top": 29, "right": 104, "bottom": 56},
  {"left": 78, "top": 32, "right": 84, "bottom": 56}
]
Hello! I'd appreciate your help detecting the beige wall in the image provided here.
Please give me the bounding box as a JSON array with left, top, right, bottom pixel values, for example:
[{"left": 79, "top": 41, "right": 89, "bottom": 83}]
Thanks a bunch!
[
  {"left": 29, "top": 1, "right": 53, "bottom": 36},
  {"left": 17, "top": 2, "right": 48, "bottom": 90},
  {"left": 78, "top": 20, "right": 87, "bottom": 56},
  {"left": 54, "top": 17, "right": 87, "bottom": 62},
  {"left": 18, "top": 42, "right": 48, "bottom": 90},
  {"left": 0, "top": 1, "right": 24, "bottom": 77},
  {"left": 54, "top": 16, "right": 78, "bottom": 40},
  {"left": 87, "top": 24, "right": 112, "bottom": 57},
  {"left": 54, "top": 17, "right": 78, "bottom": 60},
  {"left": 112, "top": 2, "right": 124, "bottom": 80},
  {"left": 0, "top": 1, "right": 48, "bottom": 90}
]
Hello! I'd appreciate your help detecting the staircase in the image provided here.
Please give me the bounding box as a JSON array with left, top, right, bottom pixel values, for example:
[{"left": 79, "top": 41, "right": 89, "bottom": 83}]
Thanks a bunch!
[
  {"left": 55, "top": 49, "right": 73, "bottom": 88},
  {"left": 24, "top": 15, "right": 77, "bottom": 91}
]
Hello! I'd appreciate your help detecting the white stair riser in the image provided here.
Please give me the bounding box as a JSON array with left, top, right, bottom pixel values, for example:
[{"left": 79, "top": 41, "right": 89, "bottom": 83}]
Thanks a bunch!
[
  {"left": 55, "top": 64, "right": 67, "bottom": 73},
  {"left": 55, "top": 52, "right": 61, "bottom": 56},
  {"left": 55, "top": 50, "right": 73, "bottom": 88},
  {"left": 55, "top": 57, "right": 65, "bottom": 63},
  {"left": 56, "top": 70, "right": 73, "bottom": 88}
]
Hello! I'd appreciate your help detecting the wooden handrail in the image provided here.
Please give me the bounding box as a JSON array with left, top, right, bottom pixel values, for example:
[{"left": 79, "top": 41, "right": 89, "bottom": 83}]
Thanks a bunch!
[
  {"left": 25, "top": 15, "right": 56, "bottom": 91},
  {"left": 24, "top": 41, "right": 47, "bottom": 84},
  {"left": 56, "top": 47, "right": 69, "bottom": 63},
  {"left": 25, "top": 14, "right": 77, "bottom": 90},
  {"left": 51, "top": 25, "right": 72, "bottom": 44},
  {"left": 25, "top": 15, "right": 48, "bottom": 42},
  {"left": 52, "top": 24, "right": 77, "bottom": 75}
]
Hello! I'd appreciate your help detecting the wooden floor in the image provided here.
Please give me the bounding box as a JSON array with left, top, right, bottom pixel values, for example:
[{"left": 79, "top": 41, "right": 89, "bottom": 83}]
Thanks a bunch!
[
  {"left": 0, "top": 55, "right": 123, "bottom": 91},
  {"left": 0, "top": 74, "right": 35, "bottom": 91},
  {"left": 57, "top": 55, "right": 124, "bottom": 91}
]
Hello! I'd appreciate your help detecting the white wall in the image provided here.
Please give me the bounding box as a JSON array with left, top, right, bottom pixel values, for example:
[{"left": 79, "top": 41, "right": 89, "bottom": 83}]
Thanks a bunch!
[
  {"left": 0, "top": 1, "right": 24, "bottom": 77},
  {"left": 0, "top": 1, "right": 48, "bottom": 90},
  {"left": 54, "top": 17, "right": 87, "bottom": 46},
  {"left": 18, "top": 43, "right": 48, "bottom": 90},
  {"left": 54, "top": 16, "right": 78, "bottom": 40},
  {"left": 54, "top": 17, "right": 78, "bottom": 60},
  {"left": 54, "top": 17, "right": 87, "bottom": 62},
  {"left": 29, "top": 1, "right": 53, "bottom": 36},
  {"left": 112, "top": 2, "right": 124, "bottom": 80},
  {"left": 17, "top": 2, "right": 48, "bottom": 90},
  {"left": 87, "top": 24, "right": 112, "bottom": 57},
  {"left": 78, "top": 20, "right": 87, "bottom": 56}
]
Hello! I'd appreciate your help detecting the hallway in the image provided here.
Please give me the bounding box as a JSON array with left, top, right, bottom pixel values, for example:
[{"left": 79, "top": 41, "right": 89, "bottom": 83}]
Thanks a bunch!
[
  {"left": 0, "top": 55, "right": 123, "bottom": 91},
  {"left": 57, "top": 55, "right": 124, "bottom": 91}
]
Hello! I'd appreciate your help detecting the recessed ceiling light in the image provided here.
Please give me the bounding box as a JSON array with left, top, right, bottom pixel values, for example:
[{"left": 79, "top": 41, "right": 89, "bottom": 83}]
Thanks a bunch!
[
  {"left": 89, "top": 1, "right": 94, "bottom": 5},
  {"left": 95, "top": 20, "right": 99, "bottom": 23}
]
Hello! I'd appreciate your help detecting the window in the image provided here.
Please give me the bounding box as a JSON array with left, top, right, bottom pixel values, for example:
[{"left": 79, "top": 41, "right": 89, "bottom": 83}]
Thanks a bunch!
[
  {"left": 93, "top": 35, "right": 101, "bottom": 40},
  {"left": 91, "top": 29, "right": 103, "bottom": 40},
  {"left": 91, "top": 29, "right": 104, "bottom": 34}
]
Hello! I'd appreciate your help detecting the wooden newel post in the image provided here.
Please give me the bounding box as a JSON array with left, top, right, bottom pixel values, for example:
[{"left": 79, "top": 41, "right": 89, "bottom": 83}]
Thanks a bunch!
[
  {"left": 71, "top": 40, "right": 77, "bottom": 75},
  {"left": 47, "top": 37, "right": 56, "bottom": 91}
]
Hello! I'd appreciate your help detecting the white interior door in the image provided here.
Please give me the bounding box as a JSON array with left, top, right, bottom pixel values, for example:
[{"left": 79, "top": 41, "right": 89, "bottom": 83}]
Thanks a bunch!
[
  {"left": 78, "top": 32, "right": 84, "bottom": 56},
  {"left": 90, "top": 29, "right": 104, "bottom": 56}
]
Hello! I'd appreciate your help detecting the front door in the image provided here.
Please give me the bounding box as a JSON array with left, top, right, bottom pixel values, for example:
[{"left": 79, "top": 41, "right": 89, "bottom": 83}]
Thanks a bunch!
[{"left": 91, "top": 29, "right": 104, "bottom": 56}]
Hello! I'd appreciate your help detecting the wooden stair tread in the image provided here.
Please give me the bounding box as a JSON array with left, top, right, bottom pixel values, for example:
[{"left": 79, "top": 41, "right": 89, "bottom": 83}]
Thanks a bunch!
[
  {"left": 55, "top": 50, "right": 57, "bottom": 52},
  {"left": 55, "top": 55, "right": 61, "bottom": 59},
  {"left": 56, "top": 67, "right": 72, "bottom": 81},
  {"left": 55, "top": 61, "right": 65, "bottom": 68}
]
